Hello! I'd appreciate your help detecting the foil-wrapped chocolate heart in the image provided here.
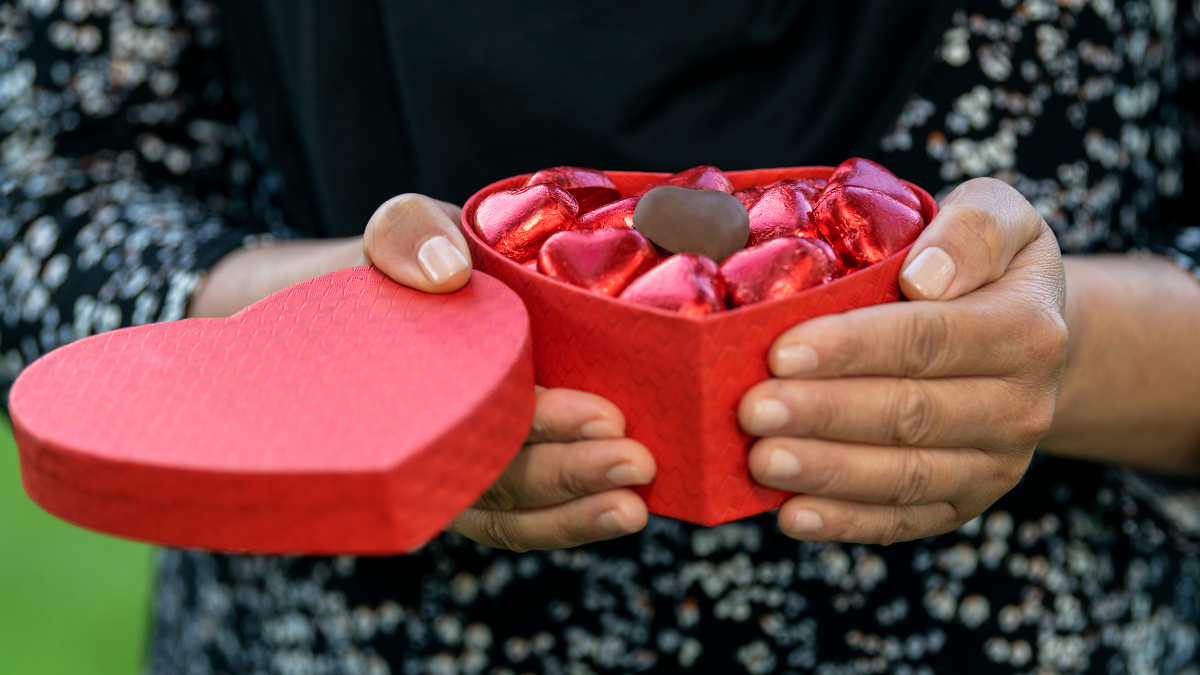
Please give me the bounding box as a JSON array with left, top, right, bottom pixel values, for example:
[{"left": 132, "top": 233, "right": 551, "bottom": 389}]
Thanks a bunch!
[
  {"left": 746, "top": 182, "right": 822, "bottom": 247},
  {"left": 574, "top": 196, "right": 640, "bottom": 231},
  {"left": 618, "top": 254, "right": 726, "bottom": 317},
  {"left": 721, "top": 236, "right": 844, "bottom": 307},
  {"left": 538, "top": 228, "right": 660, "bottom": 297},
  {"left": 635, "top": 165, "right": 734, "bottom": 195},
  {"left": 473, "top": 184, "right": 579, "bottom": 263},
  {"left": 632, "top": 187, "right": 749, "bottom": 263},
  {"left": 826, "top": 158, "right": 921, "bottom": 212},
  {"left": 524, "top": 166, "right": 621, "bottom": 213},
  {"left": 814, "top": 186, "right": 924, "bottom": 269}
]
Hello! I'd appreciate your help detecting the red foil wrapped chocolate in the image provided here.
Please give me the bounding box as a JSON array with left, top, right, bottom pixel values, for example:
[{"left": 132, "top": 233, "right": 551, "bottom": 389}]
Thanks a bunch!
[
  {"left": 814, "top": 185, "right": 924, "bottom": 269},
  {"left": 538, "top": 228, "right": 659, "bottom": 297},
  {"left": 826, "top": 157, "right": 921, "bottom": 212},
  {"left": 746, "top": 182, "right": 822, "bottom": 247},
  {"left": 574, "top": 196, "right": 640, "bottom": 231},
  {"left": 721, "top": 237, "right": 844, "bottom": 307},
  {"left": 635, "top": 165, "right": 734, "bottom": 195},
  {"left": 618, "top": 254, "right": 726, "bottom": 317},
  {"left": 464, "top": 167, "right": 937, "bottom": 526},
  {"left": 733, "top": 186, "right": 766, "bottom": 209},
  {"left": 524, "top": 166, "right": 621, "bottom": 213},
  {"left": 473, "top": 184, "right": 578, "bottom": 263}
]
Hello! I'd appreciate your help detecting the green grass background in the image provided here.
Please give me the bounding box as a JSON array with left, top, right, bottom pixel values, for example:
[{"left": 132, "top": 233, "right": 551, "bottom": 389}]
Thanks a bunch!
[{"left": 0, "top": 415, "right": 153, "bottom": 675}]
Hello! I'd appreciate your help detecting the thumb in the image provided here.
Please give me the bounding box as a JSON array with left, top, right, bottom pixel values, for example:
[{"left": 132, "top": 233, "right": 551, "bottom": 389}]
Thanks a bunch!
[
  {"left": 363, "top": 194, "right": 473, "bottom": 293},
  {"left": 900, "top": 177, "right": 1047, "bottom": 301}
]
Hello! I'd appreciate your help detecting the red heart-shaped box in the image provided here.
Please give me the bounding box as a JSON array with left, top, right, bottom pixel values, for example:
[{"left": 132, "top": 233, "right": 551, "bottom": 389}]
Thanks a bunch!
[{"left": 463, "top": 167, "right": 936, "bottom": 526}]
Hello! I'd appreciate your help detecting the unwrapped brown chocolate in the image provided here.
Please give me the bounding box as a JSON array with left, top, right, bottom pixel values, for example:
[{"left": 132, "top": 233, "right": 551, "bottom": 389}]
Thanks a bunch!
[{"left": 632, "top": 187, "right": 749, "bottom": 263}]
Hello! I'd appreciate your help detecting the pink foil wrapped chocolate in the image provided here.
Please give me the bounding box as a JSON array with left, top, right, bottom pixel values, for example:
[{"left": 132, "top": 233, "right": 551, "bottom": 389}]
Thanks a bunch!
[
  {"left": 634, "top": 165, "right": 735, "bottom": 195},
  {"left": 524, "top": 166, "right": 621, "bottom": 213},
  {"left": 573, "top": 196, "right": 640, "bottom": 231},
  {"left": 538, "top": 228, "right": 660, "bottom": 297},
  {"left": 814, "top": 186, "right": 924, "bottom": 269},
  {"left": 746, "top": 182, "right": 822, "bottom": 247},
  {"left": 721, "top": 237, "right": 844, "bottom": 307},
  {"left": 618, "top": 254, "right": 726, "bottom": 317}
]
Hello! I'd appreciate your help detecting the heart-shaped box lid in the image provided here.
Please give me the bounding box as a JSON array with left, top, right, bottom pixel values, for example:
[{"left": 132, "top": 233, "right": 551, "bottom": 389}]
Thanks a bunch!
[{"left": 10, "top": 266, "right": 535, "bottom": 555}]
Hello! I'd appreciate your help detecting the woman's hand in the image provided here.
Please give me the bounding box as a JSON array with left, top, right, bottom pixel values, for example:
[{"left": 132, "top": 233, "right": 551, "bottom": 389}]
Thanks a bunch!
[
  {"left": 446, "top": 386, "right": 656, "bottom": 551},
  {"left": 739, "top": 178, "right": 1067, "bottom": 545}
]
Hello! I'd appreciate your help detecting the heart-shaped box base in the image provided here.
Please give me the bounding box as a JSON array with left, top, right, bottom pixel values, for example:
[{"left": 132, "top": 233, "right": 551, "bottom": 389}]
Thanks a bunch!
[
  {"left": 11, "top": 267, "right": 535, "bottom": 555},
  {"left": 464, "top": 168, "right": 936, "bottom": 527}
]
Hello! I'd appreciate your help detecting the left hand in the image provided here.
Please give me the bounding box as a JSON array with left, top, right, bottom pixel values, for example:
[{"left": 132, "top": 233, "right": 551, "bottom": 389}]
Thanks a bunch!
[{"left": 739, "top": 177, "right": 1068, "bottom": 544}]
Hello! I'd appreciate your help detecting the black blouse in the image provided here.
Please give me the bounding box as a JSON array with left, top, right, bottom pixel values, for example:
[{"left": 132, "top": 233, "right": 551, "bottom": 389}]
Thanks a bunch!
[{"left": 1, "top": 1, "right": 1199, "bottom": 673}]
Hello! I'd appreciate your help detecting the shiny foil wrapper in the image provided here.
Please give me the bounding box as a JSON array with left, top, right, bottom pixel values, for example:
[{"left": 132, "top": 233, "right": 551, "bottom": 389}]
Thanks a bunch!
[
  {"left": 524, "top": 166, "right": 621, "bottom": 213},
  {"left": 473, "top": 184, "right": 579, "bottom": 263},
  {"left": 635, "top": 165, "right": 734, "bottom": 195},
  {"left": 574, "top": 196, "right": 640, "bottom": 231},
  {"left": 618, "top": 253, "right": 726, "bottom": 317},
  {"left": 814, "top": 186, "right": 924, "bottom": 269},
  {"left": 826, "top": 157, "right": 920, "bottom": 212},
  {"left": 746, "top": 182, "right": 822, "bottom": 247},
  {"left": 538, "top": 228, "right": 660, "bottom": 297},
  {"left": 721, "top": 237, "right": 844, "bottom": 307}
]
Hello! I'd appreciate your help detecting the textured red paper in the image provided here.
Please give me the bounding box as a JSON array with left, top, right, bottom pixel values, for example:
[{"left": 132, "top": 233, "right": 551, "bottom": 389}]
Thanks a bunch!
[
  {"left": 10, "top": 267, "right": 535, "bottom": 555},
  {"left": 464, "top": 167, "right": 937, "bottom": 526}
]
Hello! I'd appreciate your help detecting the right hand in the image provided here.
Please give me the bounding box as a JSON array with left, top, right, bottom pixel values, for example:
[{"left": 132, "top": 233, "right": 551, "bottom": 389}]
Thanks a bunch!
[
  {"left": 446, "top": 386, "right": 656, "bottom": 551},
  {"left": 367, "top": 195, "right": 656, "bottom": 550}
]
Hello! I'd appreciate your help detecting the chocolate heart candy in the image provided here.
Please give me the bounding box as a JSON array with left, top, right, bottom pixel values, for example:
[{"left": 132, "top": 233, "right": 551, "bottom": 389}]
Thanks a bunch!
[
  {"left": 538, "top": 228, "right": 659, "bottom": 297},
  {"left": 618, "top": 253, "right": 726, "bottom": 317},
  {"left": 574, "top": 196, "right": 640, "bottom": 231},
  {"left": 733, "top": 186, "right": 766, "bottom": 210},
  {"left": 814, "top": 186, "right": 924, "bottom": 269},
  {"left": 826, "top": 158, "right": 921, "bottom": 212},
  {"left": 747, "top": 182, "right": 822, "bottom": 247},
  {"left": 632, "top": 187, "right": 749, "bottom": 263},
  {"left": 524, "top": 166, "right": 621, "bottom": 213},
  {"left": 721, "top": 236, "right": 844, "bottom": 307},
  {"left": 635, "top": 165, "right": 734, "bottom": 196},
  {"left": 474, "top": 184, "right": 579, "bottom": 263}
]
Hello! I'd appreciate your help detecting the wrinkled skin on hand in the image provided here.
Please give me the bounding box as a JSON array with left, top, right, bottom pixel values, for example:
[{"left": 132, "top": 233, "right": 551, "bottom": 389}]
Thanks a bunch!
[{"left": 740, "top": 178, "right": 1067, "bottom": 546}]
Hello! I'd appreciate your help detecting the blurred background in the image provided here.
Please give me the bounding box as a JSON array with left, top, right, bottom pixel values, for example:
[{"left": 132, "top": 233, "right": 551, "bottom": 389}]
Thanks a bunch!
[{"left": 0, "top": 415, "right": 152, "bottom": 675}]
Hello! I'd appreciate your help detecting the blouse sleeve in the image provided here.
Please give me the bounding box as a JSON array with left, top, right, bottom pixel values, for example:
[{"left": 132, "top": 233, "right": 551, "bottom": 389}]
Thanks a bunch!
[{"left": 0, "top": 0, "right": 294, "bottom": 402}]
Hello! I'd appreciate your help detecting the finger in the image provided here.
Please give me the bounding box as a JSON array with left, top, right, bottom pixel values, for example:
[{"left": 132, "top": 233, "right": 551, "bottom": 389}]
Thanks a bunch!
[
  {"left": 776, "top": 495, "right": 965, "bottom": 545},
  {"left": 899, "top": 177, "right": 1051, "bottom": 301},
  {"left": 748, "top": 437, "right": 1026, "bottom": 507},
  {"left": 363, "top": 194, "right": 472, "bottom": 293},
  {"left": 527, "top": 387, "right": 627, "bottom": 444},
  {"left": 766, "top": 290, "right": 1068, "bottom": 379},
  {"left": 477, "top": 438, "right": 655, "bottom": 510},
  {"left": 739, "top": 375, "right": 1056, "bottom": 450},
  {"left": 447, "top": 489, "right": 648, "bottom": 552}
]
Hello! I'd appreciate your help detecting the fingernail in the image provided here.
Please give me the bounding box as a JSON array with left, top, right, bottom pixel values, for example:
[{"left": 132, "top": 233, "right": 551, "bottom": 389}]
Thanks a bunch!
[
  {"left": 762, "top": 449, "right": 801, "bottom": 481},
  {"left": 790, "top": 509, "right": 824, "bottom": 536},
  {"left": 902, "top": 246, "right": 956, "bottom": 300},
  {"left": 597, "top": 509, "right": 633, "bottom": 535},
  {"left": 417, "top": 235, "right": 469, "bottom": 284},
  {"left": 775, "top": 344, "right": 819, "bottom": 375},
  {"left": 751, "top": 398, "right": 790, "bottom": 432},
  {"left": 606, "top": 463, "right": 648, "bottom": 486},
  {"left": 580, "top": 419, "right": 621, "bottom": 439}
]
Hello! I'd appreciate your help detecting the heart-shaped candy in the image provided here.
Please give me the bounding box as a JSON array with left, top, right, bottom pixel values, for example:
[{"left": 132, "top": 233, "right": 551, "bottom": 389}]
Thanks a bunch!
[
  {"left": 473, "top": 184, "right": 579, "bottom": 263},
  {"left": 633, "top": 187, "right": 749, "bottom": 263},
  {"left": 634, "top": 165, "right": 734, "bottom": 195},
  {"left": 524, "top": 166, "right": 621, "bottom": 213},
  {"left": 746, "top": 182, "right": 822, "bottom": 247},
  {"left": 10, "top": 267, "right": 535, "bottom": 554},
  {"left": 733, "top": 186, "right": 766, "bottom": 210},
  {"left": 574, "top": 196, "right": 640, "bottom": 231},
  {"left": 538, "top": 228, "right": 659, "bottom": 297},
  {"left": 814, "top": 186, "right": 925, "bottom": 269},
  {"left": 721, "top": 236, "right": 844, "bottom": 307},
  {"left": 826, "top": 157, "right": 921, "bottom": 212},
  {"left": 618, "top": 253, "right": 726, "bottom": 317}
]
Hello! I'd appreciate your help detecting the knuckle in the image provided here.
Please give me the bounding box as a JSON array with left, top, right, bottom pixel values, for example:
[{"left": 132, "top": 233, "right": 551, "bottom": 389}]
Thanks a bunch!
[
  {"left": 951, "top": 201, "right": 1005, "bottom": 263},
  {"left": 878, "top": 508, "right": 923, "bottom": 546},
  {"left": 485, "top": 513, "right": 529, "bottom": 553},
  {"left": 892, "top": 449, "right": 937, "bottom": 506},
  {"left": 903, "top": 306, "right": 950, "bottom": 376},
  {"left": 891, "top": 380, "right": 937, "bottom": 446},
  {"left": 555, "top": 458, "right": 592, "bottom": 499}
]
